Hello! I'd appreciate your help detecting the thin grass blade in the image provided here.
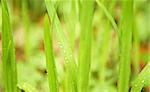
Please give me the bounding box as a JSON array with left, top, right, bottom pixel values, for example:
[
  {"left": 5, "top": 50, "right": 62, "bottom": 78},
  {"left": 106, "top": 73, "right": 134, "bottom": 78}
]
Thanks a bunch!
[
  {"left": 44, "top": 0, "right": 77, "bottom": 92},
  {"left": 97, "top": 0, "right": 116, "bottom": 87},
  {"left": 22, "top": 0, "right": 30, "bottom": 59},
  {"left": 2, "top": 0, "right": 18, "bottom": 91},
  {"left": 43, "top": 14, "right": 58, "bottom": 92},
  {"left": 132, "top": 20, "right": 140, "bottom": 76},
  {"left": 131, "top": 62, "right": 150, "bottom": 92},
  {"left": 78, "top": 1, "right": 93, "bottom": 92},
  {"left": 118, "top": 0, "right": 133, "bottom": 92},
  {"left": 96, "top": 0, "right": 119, "bottom": 37}
]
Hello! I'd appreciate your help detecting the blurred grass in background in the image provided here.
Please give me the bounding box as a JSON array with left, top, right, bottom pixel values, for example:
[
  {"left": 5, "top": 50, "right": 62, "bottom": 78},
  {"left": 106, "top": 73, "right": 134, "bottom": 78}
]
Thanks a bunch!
[{"left": 0, "top": 0, "right": 150, "bottom": 92}]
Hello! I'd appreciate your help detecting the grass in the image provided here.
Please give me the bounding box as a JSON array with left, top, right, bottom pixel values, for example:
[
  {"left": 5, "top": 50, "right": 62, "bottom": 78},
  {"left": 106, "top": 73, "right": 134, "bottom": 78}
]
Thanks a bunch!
[
  {"left": 0, "top": 0, "right": 149, "bottom": 92},
  {"left": 0, "top": 5, "right": 1, "bottom": 32},
  {"left": 131, "top": 62, "right": 150, "bottom": 92},
  {"left": 98, "top": 21, "right": 111, "bottom": 87},
  {"left": 77, "top": 1, "right": 93, "bottom": 92},
  {"left": 43, "top": 14, "right": 58, "bottom": 92},
  {"left": 96, "top": 0, "right": 119, "bottom": 36},
  {"left": 17, "top": 82, "right": 37, "bottom": 92},
  {"left": 95, "top": 1, "right": 116, "bottom": 88},
  {"left": 2, "top": 0, "right": 18, "bottom": 92},
  {"left": 118, "top": 0, "right": 133, "bottom": 92},
  {"left": 133, "top": 19, "right": 140, "bottom": 76},
  {"left": 22, "top": 0, "right": 30, "bottom": 60},
  {"left": 44, "top": 0, "right": 77, "bottom": 92},
  {"left": 63, "top": 1, "right": 77, "bottom": 51}
]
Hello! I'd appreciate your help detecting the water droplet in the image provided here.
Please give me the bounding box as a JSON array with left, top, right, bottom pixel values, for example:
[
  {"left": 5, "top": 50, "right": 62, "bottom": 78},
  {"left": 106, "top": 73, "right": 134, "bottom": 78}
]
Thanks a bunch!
[{"left": 134, "top": 84, "right": 137, "bottom": 87}]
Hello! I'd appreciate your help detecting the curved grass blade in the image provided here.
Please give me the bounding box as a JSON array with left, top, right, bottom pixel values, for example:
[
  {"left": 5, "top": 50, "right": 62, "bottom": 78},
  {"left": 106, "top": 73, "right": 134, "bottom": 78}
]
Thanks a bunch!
[
  {"left": 118, "top": 1, "right": 133, "bottom": 92},
  {"left": 2, "top": 0, "right": 18, "bottom": 91},
  {"left": 43, "top": 14, "right": 58, "bottom": 92},
  {"left": 131, "top": 62, "right": 150, "bottom": 92},
  {"left": 96, "top": 0, "right": 119, "bottom": 37},
  {"left": 44, "top": 1, "right": 77, "bottom": 92},
  {"left": 78, "top": 1, "right": 93, "bottom": 92},
  {"left": 97, "top": 0, "right": 116, "bottom": 87}
]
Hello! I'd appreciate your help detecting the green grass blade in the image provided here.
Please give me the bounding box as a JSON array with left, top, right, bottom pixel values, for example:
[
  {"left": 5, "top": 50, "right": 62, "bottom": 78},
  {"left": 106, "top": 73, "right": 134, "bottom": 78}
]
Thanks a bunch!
[
  {"left": 2, "top": 0, "right": 18, "bottom": 92},
  {"left": 22, "top": 0, "right": 30, "bottom": 59},
  {"left": 96, "top": 0, "right": 119, "bottom": 37},
  {"left": 17, "top": 82, "right": 38, "bottom": 92},
  {"left": 131, "top": 62, "right": 150, "bottom": 92},
  {"left": 98, "top": 21, "right": 111, "bottom": 86},
  {"left": 78, "top": 1, "right": 93, "bottom": 92},
  {"left": 118, "top": 1, "right": 133, "bottom": 92},
  {"left": 96, "top": 0, "right": 116, "bottom": 87},
  {"left": 44, "top": 1, "right": 77, "bottom": 92},
  {"left": 64, "top": 1, "right": 77, "bottom": 51},
  {"left": 132, "top": 20, "right": 140, "bottom": 76},
  {"left": 43, "top": 14, "right": 58, "bottom": 92}
]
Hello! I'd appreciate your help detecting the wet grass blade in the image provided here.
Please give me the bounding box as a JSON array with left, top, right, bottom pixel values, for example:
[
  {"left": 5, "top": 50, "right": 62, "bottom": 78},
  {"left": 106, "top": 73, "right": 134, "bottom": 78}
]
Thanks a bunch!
[
  {"left": 43, "top": 14, "right": 58, "bottom": 92},
  {"left": 2, "top": 0, "right": 18, "bottom": 91},
  {"left": 78, "top": 1, "right": 93, "bottom": 92},
  {"left": 131, "top": 62, "right": 150, "bottom": 92},
  {"left": 44, "top": 0, "right": 77, "bottom": 92},
  {"left": 118, "top": 0, "right": 133, "bottom": 92}
]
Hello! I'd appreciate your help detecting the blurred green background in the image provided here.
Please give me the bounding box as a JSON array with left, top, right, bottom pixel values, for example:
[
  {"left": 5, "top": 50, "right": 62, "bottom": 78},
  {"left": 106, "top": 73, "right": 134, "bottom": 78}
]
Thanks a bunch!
[{"left": 0, "top": 0, "right": 149, "bottom": 92}]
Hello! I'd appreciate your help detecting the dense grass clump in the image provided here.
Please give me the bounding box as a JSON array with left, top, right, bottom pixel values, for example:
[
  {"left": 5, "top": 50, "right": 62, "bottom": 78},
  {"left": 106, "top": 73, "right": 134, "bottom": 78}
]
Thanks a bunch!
[{"left": 0, "top": 0, "right": 149, "bottom": 92}]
